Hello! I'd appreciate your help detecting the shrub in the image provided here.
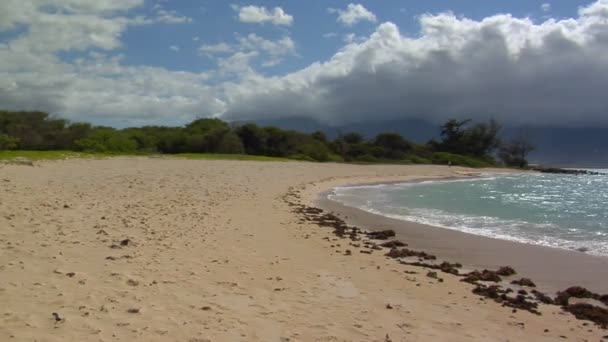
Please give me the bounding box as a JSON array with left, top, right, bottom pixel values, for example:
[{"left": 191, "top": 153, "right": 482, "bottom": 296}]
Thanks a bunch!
[
  {"left": 432, "top": 152, "right": 495, "bottom": 168},
  {"left": 0, "top": 134, "right": 19, "bottom": 150}
]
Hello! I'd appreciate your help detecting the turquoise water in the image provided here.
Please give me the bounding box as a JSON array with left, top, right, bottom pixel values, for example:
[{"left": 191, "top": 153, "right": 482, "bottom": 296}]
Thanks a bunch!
[{"left": 329, "top": 171, "right": 608, "bottom": 256}]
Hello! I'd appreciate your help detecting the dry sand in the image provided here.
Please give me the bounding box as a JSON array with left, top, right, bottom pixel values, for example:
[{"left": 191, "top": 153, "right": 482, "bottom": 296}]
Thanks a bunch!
[{"left": 0, "top": 158, "right": 606, "bottom": 341}]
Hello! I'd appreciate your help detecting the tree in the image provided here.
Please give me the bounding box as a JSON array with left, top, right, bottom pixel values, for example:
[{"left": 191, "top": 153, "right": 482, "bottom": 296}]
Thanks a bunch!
[
  {"left": 216, "top": 131, "right": 244, "bottom": 154},
  {"left": 342, "top": 132, "right": 364, "bottom": 144},
  {"left": 436, "top": 118, "right": 501, "bottom": 158},
  {"left": 499, "top": 132, "right": 535, "bottom": 168},
  {"left": 373, "top": 132, "right": 412, "bottom": 159},
  {"left": 263, "top": 127, "right": 291, "bottom": 157},
  {"left": 75, "top": 127, "right": 137, "bottom": 152},
  {"left": 235, "top": 124, "right": 267, "bottom": 155},
  {"left": 461, "top": 119, "right": 501, "bottom": 157},
  {"left": 0, "top": 134, "right": 19, "bottom": 150},
  {"left": 311, "top": 131, "right": 328, "bottom": 144}
]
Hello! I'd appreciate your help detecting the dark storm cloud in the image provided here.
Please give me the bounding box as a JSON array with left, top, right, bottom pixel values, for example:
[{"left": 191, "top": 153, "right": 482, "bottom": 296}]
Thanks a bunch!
[{"left": 223, "top": 1, "right": 608, "bottom": 127}]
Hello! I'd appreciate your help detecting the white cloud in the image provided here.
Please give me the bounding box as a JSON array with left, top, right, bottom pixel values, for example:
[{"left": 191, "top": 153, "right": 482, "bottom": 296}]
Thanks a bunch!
[
  {"left": 329, "top": 3, "right": 377, "bottom": 27},
  {"left": 200, "top": 34, "right": 295, "bottom": 69},
  {"left": 233, "top": 5, "right": 293, "bottom": 26},
  {"left": 236, "top": 34, "right": 295, "bottom": 59},
  {"left": 323, "top": 32, "right": 338, "bottom": 39},
  {"left": 541, "top": 3, "right": 551, "bottom": 12},
  {"left": 217, "top": 51, "right": 259, "bottom": 76},
  {"left": 343, "top": 33, "right": 365, "bottom": 44},
  {"left": 169, "top": 45, "right": 180, "bottom": 52},
  {"left": 0, "top": 0, "right": 191, "bottom": 55},
  {"left": 198, "top": 42, "right": 234, "bottom": 56},
  {"left": 154, "top": 9, "right": 192, "bottom": 24},
  {"left": 222, "top": 1, "right": 608, "bottom": 127},
  {"left": 4, "top": 0, "right": 608, "bottom": 129},
  {"left": 0, "top": 0, "right": 219, "bottom": 125}
]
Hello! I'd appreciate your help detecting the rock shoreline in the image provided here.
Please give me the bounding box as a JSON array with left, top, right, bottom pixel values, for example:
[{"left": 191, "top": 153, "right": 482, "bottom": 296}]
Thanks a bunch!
[{"left": 284, "top": 185, "right": 608, "bottom": 328}]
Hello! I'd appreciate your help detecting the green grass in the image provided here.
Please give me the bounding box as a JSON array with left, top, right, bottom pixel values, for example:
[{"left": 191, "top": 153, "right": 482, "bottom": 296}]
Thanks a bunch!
[
  {"left": 171, "top": 153, "right": 290, "bottom": 162},
  {"left": 0, "top": 150, "right": 106, "bottom": 160},
  {"left": 1, "top": 150, "right": 495, "bottom": 167},
  {"left": 0, "top": 150, "right": 291, "bottom": 162}
]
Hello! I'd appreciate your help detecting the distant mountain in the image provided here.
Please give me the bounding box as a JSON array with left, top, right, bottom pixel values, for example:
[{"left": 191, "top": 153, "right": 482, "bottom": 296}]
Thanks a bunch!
[{"left": 244, "top": 117, "right": 608, "bottom": 168}]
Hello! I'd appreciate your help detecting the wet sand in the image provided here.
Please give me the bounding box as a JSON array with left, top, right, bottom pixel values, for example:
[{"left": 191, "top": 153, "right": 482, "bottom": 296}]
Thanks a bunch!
[{"left": 317, "top": 194, "right": 608, "bottom": 294}]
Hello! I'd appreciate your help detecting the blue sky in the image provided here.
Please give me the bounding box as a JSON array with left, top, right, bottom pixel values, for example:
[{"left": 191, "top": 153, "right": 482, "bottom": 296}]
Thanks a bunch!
[
  {"left": 117, "top": 1, "right": 588, "bottom": 75},
  {"left": 1, "top": 0, "right": 607, "bottom": 127}
]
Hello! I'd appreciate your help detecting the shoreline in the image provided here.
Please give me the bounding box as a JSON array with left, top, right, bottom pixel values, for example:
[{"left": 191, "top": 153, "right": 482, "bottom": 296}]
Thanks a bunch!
[{"left": 312, "top": 178, "right": 608, "bottom": 295}]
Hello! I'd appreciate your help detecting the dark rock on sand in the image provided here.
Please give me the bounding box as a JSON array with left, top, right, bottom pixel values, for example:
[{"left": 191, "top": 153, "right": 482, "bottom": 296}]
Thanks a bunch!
[
  {"left": 52, "top": 312, "right": 64, "bottom": 322},
  {"left": 385, "top": 248, "right": 436, "bottom": 260},
  {"left": 473, "top": 285, "right": 541, "bottom": 315},
  {"left": 437, "top": 261, "right": 462, "bottom": 275},
  {"left": 496, "top": 266, "right": 516, "bottom": 276},
  {"left": 531, "top": 290, "right": 554, "bottom": 305},
  {"left": 563, "top": 303, "right": 608, "bottom": 328},
  {"left": 555, "top": 286, "right": 605, "bottom": 306},
  {"left": 367, "top": 230, "right": 396, "bottom": 240},
  {"left": 379, "top": 240, "right": 407, "bottom": 248},
  {"left": 511, "top": 278, "right": 536, "bottom": 287},
  {"left": 462, "top": 270, "right": 502, "bottom": 284}
]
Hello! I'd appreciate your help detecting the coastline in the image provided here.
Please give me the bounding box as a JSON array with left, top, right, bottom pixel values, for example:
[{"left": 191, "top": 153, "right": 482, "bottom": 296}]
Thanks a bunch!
[
  {"left": 315, "top": 188, "right": 608, "bottom": 294},
  {"left": 2, "top": 158, "right": 606, "bottom": 341}
]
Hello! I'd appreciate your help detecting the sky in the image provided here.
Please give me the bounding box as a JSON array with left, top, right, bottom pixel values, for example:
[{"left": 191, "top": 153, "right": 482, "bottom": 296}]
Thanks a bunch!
[{"left": 1, "top": 0, "right": 608, "bottom": 127}]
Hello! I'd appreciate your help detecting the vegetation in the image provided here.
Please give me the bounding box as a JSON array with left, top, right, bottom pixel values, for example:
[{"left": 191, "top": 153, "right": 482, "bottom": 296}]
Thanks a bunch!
[
  {"left": 0, "top": 110, "right": 533, "bottom": 167},
  {"left": 499, "top": 131, "right": 536, "bottom": 168}
]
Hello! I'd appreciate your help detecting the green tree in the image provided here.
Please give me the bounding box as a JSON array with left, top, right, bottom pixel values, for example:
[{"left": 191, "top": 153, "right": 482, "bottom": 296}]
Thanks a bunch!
[
  {"left": 311, "top": 131, "right": 328, "bottom": 144},
  {"left": 499, "top": 132, "right": 535, "bottom": 168},
  {"left": 216, "top": 131, "right": 245, "bottom": 154},
  {"left": 75, "top": 128, "right": 137, "bottom": 152},
  {"left": 436, "top": 118, "right": 501, "bottom": 158},
  {"left": 373, "top": 132, "right": 412, "bottom": 159},
  {"left": 0, "top": 134, "right": 19, "bottom": 150},
  {"left": 235, "top": 124, "right": 267, "bottom": 155}
]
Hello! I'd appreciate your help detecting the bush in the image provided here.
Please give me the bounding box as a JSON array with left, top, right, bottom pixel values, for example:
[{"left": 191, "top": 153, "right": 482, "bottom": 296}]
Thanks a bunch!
[
  {"left": 432, "top": 152, "right": 495, "bottom": 168},
  {"left": 217, "top": 132, "right": 244, "bottom": 154},
  {"left": 408, "top": 155, "right": 432, "bottom": 164},
  {"left": 0, "top": 134, "right": 19, "bottom": 150},
  {"left": 75, "top": 128, "right": 137, "bottom": 153}
]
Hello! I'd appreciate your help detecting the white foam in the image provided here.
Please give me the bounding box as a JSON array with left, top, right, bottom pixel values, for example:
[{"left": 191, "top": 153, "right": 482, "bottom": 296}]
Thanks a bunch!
[{"left": 329, "top": 173, "right": 608, "bottom": 257}]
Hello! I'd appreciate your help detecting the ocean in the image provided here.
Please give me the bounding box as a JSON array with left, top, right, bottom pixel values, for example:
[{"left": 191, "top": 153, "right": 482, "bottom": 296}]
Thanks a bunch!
[{"left": 329, "top": 171, "right": 608, "bottom": 257}]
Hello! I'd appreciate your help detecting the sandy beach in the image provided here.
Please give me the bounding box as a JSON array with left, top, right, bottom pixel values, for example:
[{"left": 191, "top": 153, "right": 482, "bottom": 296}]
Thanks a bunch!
[{"left": 1, "top": 158, "right": 606, "bottom": 341}]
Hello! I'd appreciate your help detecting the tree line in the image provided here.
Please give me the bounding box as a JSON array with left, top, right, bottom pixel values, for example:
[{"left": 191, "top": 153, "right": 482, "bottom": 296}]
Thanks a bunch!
[{"left": 0, "top": 110, "right": 533, "bottom": 167}]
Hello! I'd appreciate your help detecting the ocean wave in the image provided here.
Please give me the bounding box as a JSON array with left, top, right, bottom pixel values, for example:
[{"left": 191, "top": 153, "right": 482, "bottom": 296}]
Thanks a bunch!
[
  {"left": 329, "top": 172, "right": 608, "bottom": 257},
  {"left": 346, "top": 204, "right": 608, "bottom": 257}
]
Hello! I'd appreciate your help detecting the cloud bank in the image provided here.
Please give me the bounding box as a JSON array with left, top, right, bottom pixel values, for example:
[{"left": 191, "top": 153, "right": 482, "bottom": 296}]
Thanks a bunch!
[
  {"left": 2, "top": 1, "right": 608, "bottom": 128},
  {"left": 223, "top": 1, "right": 608, "bottom": 127}
]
